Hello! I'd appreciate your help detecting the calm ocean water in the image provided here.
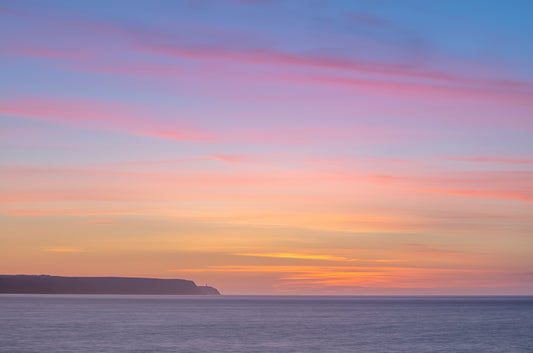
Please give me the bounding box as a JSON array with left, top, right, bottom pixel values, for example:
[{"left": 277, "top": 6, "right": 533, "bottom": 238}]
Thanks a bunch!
[{"left": 1, "top": 295, "right": 532, "bottom": 353}]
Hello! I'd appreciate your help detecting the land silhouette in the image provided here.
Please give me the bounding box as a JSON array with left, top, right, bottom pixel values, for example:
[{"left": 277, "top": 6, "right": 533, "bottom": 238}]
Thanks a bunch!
[{"left": 0, "top": 275, "right": 220, "bottom": 295}]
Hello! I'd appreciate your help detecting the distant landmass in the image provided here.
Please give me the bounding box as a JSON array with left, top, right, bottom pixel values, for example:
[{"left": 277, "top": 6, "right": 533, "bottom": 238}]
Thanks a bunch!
[{"left": 0, "top": 275, "right": 220, "bottom": 295}]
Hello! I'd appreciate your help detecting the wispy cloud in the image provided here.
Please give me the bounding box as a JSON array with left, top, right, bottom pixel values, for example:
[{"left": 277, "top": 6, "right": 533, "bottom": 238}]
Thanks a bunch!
[
  {"left": 234, "top": 253, "right": 354, "bottom": 261},
  {"left": 422, "top": 188, "right": 533, "bottom": 202},
  {"left": 43, "top": 248, "right": 83, "bottom": 252},
  {"left": 171, "top": 265, "right": 509, "bottom": 291},
  {"left": 137, "top": 42, "right": 533, "bottom": 94},
  {"left": 5, "top": 46, "right": 87, "bottom": 60},
  {"left": 444, "top": 156, "right": 533, "bottom": 164},
  {"left": 4, "top": 6, "right": 532, "bottom": 111},
  {"left": 0, "top": 96, "right": 211, "bottom": 141}
]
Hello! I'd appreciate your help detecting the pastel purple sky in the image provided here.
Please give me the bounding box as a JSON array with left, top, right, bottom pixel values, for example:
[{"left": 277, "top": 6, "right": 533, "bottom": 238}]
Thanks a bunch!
[{"left": 1, "top": 0, "right": 532, "bottom": 294}]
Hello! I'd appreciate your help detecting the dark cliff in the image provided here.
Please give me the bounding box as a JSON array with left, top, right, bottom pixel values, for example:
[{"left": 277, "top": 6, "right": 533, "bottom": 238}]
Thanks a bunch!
[{"left": 0, "top": 275, "right": 220, "bottom": 295}]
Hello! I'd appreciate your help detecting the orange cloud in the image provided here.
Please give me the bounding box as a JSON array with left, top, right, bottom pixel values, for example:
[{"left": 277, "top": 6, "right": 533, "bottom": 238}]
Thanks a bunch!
[
  {"left": 172, "top": 265, "right": 508, "bottom": 292},
  {"left": 44, "top": 248, "right": 83, "bottom": 252},
  {"left": 234, "top": 252, "right": 353, "bottom": 261}
]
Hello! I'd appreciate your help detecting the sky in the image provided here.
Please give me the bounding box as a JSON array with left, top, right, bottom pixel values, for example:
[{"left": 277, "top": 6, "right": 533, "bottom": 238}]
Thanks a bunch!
[{"left": 1, "top": 0, "right": 532, "bottom": 295}]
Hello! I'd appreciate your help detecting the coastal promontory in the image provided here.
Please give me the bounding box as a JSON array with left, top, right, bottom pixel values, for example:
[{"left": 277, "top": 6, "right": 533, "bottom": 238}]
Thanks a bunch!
[{"left": 0, "top": 275, "right": 220, "bottom": 295}]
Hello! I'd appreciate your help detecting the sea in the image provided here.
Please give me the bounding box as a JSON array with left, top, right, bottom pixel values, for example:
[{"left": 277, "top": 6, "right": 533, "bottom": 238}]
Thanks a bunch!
[{"left": 1, "top": 295, "right": 532, "bottom": 353}]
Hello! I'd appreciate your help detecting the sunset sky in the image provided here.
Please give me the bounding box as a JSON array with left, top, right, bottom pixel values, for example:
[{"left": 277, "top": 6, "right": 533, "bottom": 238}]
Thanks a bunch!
[{"left": 1, "top": 0, "right": 532, "bottom": 295}]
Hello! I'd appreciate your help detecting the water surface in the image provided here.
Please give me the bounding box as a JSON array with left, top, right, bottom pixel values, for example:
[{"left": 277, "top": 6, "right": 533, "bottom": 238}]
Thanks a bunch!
[{"left": 1, "top": 295, "right": 532, "bottom": 352}]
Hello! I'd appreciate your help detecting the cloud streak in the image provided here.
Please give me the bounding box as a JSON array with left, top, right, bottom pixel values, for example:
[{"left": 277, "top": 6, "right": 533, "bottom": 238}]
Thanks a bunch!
[
  {"left": 138, "top": 42, "right": 533, "bottom": 94},
  {"left": 444, "top": 157, "right": 533, "bottom": 164},
  {"left": 43, "top": 248, "right": 83, "bottom": 252},
  {"left": 0, "top": 96, "right": 212, "bottom": 141},
  {"left": 234, "top": 253, "right": 354, "bottom": 261}
]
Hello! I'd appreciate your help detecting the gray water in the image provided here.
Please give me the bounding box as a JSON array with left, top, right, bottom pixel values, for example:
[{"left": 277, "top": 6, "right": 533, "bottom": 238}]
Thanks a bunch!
[{"left": 1, "top": 295, "right": 532, "bottom": 353}]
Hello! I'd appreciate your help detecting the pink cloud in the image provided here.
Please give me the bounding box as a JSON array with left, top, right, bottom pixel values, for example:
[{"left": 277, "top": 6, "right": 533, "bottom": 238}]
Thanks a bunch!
[
  {"left": 4, "top": 46, "right": 87, "bottom": 60},
  {"left": 0, "top": 96, "right": 211, "bottom": 142},
  {"left": 274, "top": 72, "right": 533, "bottom": 109},
  {"left": 5, "top": 19, "right": 525, "bottom": 127},
  {"left": 218, "top": 126, "right": 432, "bottom": 147},
  {"left": 5, "top": 6, "right": 532, "bottom": 102},
  {"left": 340, "top": 170, "right": 533, "bottom": 203},
  {"left": 6, "top": 12, "right": 527, "bottom": 112},
  {"left": 92, "top": 153, "right": 275, "bottom": 167},
  {"left": 70, "top": 56, "right": 532, "bottom": 131},
  {"left": 81, "top": 64, "right": 182, "bottom": 77},
  {"left": 94, "top": 157, "right": 211, "bottom": 167},
  {"left": 137, "top": 42, "right": 533, "bottom": 95},
  {"left": 211, "top": 154, "right": 268, "bottom": 164},
  {"left": 1, "top": 94, "right": 428, "bottom": 147},
  {"left": 2, "top": 164, "right": 532, "bottom": 205},
  {"left": 147, "top": 129, "right": 210, "bottom": 141},
  {"left": 444, "top": 157, "right": 533, "bottom": 164},
  {"left": 422, "top": 189, "right": 533, "bottom": 203}
]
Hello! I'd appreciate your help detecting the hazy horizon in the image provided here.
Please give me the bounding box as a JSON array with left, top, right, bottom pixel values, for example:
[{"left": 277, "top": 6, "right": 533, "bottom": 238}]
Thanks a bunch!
[{"left": 2, "top": 273, "right": 532, "bottom": 296}]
